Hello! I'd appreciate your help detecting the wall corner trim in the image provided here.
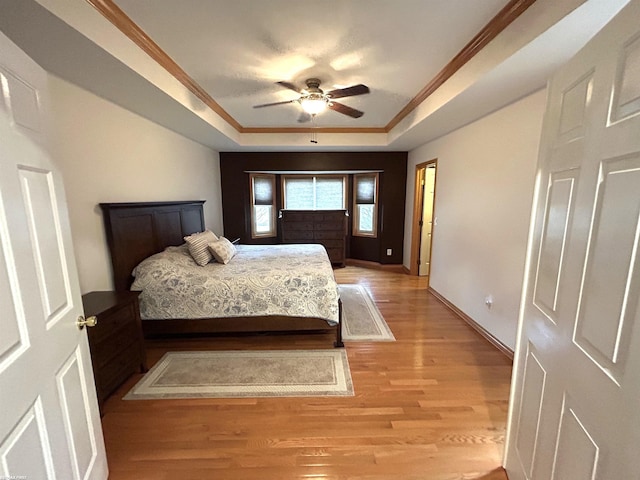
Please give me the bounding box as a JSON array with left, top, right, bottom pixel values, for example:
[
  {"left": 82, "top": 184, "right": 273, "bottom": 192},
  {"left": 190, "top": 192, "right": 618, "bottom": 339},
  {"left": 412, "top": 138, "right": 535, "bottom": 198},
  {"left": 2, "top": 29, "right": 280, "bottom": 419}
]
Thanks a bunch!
[{"left": 428, "top": 287, "right": 514, "bottom": 360}]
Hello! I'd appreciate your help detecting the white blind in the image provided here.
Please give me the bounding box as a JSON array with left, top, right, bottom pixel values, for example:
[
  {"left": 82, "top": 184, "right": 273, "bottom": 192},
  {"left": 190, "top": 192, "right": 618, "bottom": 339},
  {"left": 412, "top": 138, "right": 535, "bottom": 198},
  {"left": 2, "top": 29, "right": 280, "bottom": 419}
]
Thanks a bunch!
[
  {"left": 284, "top": 176, "right": 344, "bottom": 210},
  {"left": 316, "top": 178, "right": 344, "bottom": 209},
  {"left": 284, "top": 177, "right": 314, "bottom": 209},
  {"left": 253, "top": 176, "right": 273, "bottom": 205},
  {"left": 355, "top": 175, "right": 376, "bottom": 204}
]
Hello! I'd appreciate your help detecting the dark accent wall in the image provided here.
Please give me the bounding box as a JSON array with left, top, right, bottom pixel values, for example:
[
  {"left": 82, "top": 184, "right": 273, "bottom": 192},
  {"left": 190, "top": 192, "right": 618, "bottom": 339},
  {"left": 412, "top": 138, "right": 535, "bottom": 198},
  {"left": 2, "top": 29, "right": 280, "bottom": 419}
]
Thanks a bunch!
[{"left": 219, "top": 152, "right": 407, "bottom": 264}]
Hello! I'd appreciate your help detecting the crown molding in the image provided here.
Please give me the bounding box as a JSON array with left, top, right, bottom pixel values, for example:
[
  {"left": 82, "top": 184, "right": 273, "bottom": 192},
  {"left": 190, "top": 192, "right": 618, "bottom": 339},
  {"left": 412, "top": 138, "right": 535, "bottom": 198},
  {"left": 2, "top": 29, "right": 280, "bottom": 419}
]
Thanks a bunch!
[
  {"left": 84, "top": 0, "right": 242, "bottom": 131},
  {"left": 240, "top": 127, "right": 387, "bottom": 134},
  {"left": 385, "top": 0, "right": 537, "bottom": 131}
]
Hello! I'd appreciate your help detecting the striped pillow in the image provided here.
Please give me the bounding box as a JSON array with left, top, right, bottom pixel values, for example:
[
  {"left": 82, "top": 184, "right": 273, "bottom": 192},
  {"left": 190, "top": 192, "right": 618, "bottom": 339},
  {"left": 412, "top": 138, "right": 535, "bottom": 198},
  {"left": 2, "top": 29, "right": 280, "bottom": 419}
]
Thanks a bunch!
[
  {"left": 184, "top": 230, "right": 218, "bottom": 266},
  {"left": 208, "top": 237, "right": 237, "bottom": 264}
]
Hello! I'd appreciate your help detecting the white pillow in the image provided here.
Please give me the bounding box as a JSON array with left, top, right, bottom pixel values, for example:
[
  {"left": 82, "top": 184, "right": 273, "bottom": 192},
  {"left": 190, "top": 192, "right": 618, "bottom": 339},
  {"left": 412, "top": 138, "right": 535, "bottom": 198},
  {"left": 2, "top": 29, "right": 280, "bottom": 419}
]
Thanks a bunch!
[
  {"left": 184, "top": 230, "right": 218, "bottom": 266},
  {"left": 208, "top": 237, "right": 237, "bottom": 264}
]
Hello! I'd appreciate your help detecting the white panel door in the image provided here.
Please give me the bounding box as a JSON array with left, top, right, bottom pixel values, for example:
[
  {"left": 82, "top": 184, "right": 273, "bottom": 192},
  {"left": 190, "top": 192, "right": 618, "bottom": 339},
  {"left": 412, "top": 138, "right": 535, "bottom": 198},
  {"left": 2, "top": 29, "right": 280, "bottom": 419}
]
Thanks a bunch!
[
  {"left": 419, "top": 165, "right": 436, "bottom": 277},
  {"left": 505, "top": 1, "right": 640, "bottom": 479},
  {"left": 0, "top": 31, "right": 107, "bottom": 479}
]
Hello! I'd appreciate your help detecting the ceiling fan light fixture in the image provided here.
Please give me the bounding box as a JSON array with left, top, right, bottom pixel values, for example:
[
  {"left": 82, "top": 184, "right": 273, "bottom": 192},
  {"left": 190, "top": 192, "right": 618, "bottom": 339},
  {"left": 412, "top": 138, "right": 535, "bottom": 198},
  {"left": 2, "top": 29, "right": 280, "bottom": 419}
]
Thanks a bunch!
[
  {"left": 300, "top": 94, "right": 328, "bottom": 115},
  {"left": 254, "top": 78, "right": 368, "bottom": 119}
]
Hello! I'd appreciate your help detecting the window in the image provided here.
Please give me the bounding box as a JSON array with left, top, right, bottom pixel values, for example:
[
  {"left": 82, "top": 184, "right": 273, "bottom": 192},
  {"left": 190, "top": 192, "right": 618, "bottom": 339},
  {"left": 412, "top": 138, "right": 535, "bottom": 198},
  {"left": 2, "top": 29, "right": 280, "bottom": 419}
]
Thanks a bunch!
[
  {"left": 353, "top": 173, "right": 378, "bottom": 237},
  {"left": 249, "top": 173, "right": 276, "bottom": 238},
  {"left": 282, "top": 175, "right": 346, "bottom": 210}
]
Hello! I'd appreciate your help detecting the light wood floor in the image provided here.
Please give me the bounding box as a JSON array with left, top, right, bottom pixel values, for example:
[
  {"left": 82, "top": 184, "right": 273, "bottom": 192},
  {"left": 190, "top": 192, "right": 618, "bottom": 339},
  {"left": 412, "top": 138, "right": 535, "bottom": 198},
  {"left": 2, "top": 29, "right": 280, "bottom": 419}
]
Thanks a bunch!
[{"left": 101, "top": 266, "right": 513, "bottom": 480}]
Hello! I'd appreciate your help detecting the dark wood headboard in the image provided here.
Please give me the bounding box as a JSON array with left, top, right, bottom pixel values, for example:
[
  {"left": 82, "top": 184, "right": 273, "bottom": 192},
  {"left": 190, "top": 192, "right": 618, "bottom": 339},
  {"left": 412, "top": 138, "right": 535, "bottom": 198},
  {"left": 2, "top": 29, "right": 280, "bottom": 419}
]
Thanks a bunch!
[{"left": 100, "top": 201, "right": 206, "bottom": 291}]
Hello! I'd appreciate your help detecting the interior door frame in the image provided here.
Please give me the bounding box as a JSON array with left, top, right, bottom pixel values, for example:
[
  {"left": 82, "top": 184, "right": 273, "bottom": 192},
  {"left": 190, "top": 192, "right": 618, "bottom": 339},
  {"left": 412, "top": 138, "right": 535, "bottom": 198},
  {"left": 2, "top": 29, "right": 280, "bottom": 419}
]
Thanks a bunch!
[{"left": 409, "top": 159, "right": 437, "bottom": 276}]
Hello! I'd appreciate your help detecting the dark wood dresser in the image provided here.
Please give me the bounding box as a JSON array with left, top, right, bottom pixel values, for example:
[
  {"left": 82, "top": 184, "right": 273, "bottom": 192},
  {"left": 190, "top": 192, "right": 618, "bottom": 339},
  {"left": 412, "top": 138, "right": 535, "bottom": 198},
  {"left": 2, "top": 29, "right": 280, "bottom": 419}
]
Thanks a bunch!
[
  {"left": 81, "top": 291, "right": 147, "bottom": 411},
  {"left": 280, "top": 209, "right": 347, "bottom": 266}
]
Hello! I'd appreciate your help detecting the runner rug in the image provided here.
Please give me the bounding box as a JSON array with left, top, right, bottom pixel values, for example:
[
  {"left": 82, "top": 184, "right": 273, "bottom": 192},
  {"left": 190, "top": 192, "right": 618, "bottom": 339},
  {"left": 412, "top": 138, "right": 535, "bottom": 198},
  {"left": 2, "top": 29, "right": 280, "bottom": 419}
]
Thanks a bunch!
[
  {"left": 339, "top": 284, "right": 395, "bottom": 342},
  {"left": 124, "top": 349, "right": 353, "bottom": 399}
]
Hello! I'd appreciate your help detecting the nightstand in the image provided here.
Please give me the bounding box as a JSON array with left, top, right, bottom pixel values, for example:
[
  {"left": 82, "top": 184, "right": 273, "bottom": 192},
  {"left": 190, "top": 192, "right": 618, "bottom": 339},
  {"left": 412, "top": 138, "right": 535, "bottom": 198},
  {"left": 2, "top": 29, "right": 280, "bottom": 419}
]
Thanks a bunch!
[{"left": 82, "top": 291, "right": 147, "bottom": 411}]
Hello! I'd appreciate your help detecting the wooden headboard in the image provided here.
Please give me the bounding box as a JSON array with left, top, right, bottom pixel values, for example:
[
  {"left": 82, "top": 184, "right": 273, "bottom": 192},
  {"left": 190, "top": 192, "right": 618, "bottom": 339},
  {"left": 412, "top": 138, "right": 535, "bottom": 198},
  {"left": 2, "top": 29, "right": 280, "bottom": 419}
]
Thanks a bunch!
[{"left": 100, "top": 201, "right": 205, "bottom": 291}]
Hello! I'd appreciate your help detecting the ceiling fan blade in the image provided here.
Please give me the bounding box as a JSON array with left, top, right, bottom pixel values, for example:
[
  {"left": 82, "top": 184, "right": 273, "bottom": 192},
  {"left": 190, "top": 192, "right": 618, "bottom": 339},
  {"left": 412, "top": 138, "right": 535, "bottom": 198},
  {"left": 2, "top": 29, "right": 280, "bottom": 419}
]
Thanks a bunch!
[
  {"left": 297, "top": 112, "right": 312, "bottom": 123},
  {"left": 253, "top": 99, "right": 297, "bottom": 108},
  {"left": 328, "top": 101, "right": 364, "bottom": 118},
  {"left": 326, "top": 84, "right": 369, "bottom": 99},
  {"left": 277, "top": 81, "right": 302, "bottom": 93}
]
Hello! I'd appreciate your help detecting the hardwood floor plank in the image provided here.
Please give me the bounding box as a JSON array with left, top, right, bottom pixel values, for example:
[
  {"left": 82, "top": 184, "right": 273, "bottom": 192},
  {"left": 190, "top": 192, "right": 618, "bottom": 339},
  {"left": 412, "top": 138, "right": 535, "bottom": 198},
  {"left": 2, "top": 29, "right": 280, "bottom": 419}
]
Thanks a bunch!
[{"left": 101, "top": 266, "right": 512, "bottom": 480}]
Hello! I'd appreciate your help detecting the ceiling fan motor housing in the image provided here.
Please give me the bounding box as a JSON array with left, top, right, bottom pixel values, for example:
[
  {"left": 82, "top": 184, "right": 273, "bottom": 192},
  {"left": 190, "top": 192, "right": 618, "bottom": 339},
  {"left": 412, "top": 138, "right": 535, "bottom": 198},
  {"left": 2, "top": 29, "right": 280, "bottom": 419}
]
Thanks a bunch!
[{"left": 305, "top": 78, "right": 323, "bottom": 94}]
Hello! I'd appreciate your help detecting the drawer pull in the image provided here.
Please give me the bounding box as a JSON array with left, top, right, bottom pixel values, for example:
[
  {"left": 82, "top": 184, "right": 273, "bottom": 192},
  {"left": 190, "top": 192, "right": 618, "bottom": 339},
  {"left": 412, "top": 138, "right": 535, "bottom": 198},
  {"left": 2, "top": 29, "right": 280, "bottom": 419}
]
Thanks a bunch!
[{"left": 77, "top": 315, "right": 98, "bottom": 330}]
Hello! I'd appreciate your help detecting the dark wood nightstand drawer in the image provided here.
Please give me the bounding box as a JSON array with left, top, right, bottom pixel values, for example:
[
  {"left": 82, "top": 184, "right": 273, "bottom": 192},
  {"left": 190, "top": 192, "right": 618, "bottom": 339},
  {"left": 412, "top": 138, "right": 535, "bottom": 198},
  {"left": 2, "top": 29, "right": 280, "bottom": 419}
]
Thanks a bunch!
[
  {"left": 318, "top": 239, "right": 344, "bottom": 249},
  {"left": 90, "top": 321, "right": 141, "bottom": 369},
  {"left": 96, "top": 340, "right": 143, "bottom": 400},
  {"left": 314, "top": 221, "right": 344, "bottom": 231},
  {"left": 314, "top": 230, "right": 343, "bottom": 240},
  {"left": 325, "top": 248, "right": 345, "bottom": 262},
  {"left": 283, "top": 230, "right": 314, "bottom": 241},
  {"left": 283, "top": 212, "right": 315, "bottom": 222},
  {"left": 285, "top": 221, "right": 314, "bottom": 231},
  {"left": 317, "top": 212, "right": 345, "bottom": 222},
  {"left": 87, "top": 302, "right": 137, "bottom": 344},
  {"left": 82, "top": 291, "right": 146, "bottom": 413}
]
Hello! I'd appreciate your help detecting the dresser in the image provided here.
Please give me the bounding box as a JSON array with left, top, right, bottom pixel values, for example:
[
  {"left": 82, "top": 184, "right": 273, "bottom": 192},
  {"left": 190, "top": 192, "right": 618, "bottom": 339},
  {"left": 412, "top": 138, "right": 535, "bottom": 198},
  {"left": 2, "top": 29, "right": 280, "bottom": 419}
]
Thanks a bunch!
[
  {"left": 81, "top": 291, "right": 147, "bottom": 411},
  {"left": 280, "top": 209, "right": 347, "bottom": 266}
]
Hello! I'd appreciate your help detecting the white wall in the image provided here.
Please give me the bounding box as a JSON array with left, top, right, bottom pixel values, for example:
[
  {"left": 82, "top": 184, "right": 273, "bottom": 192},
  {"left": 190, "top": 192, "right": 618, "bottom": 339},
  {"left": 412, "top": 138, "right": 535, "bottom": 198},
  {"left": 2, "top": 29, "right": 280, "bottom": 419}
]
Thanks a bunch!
[
  {"left": 404, "top": 89, "right": 547, "bottom": 350},
  {"left": 48, "top": 76, "right": 223, "bottom": 294}
]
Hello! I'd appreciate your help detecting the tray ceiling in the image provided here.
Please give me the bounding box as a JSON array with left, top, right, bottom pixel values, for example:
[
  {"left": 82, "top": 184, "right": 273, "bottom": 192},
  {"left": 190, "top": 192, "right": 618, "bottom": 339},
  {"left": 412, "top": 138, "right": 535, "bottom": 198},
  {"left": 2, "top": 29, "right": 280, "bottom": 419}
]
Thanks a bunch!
[
  {"left": 0, "top": 0, "right": 631, "bottom": 150},
  {"left": 112, "top": 0, "right": 510, "bottom": 130}
]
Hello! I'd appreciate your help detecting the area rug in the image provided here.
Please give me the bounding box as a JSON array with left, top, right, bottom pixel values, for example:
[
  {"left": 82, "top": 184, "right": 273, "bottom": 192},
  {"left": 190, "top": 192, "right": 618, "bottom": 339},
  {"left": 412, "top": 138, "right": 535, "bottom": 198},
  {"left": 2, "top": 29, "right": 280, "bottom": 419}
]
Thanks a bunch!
[
  {"left": 339, "top": 284, "right": 395, "bottom": 342},
  {"left": 123, "top": 349, "right": 353, "bottom": 399}
]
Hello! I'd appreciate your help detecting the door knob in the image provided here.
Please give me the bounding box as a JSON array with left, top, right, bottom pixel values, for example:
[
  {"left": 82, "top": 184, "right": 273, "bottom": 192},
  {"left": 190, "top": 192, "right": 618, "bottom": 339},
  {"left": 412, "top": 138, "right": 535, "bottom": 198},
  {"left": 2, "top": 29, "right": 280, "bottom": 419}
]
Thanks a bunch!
[{"left": 77, "top": 315, "right": 98, "bottom": 330}]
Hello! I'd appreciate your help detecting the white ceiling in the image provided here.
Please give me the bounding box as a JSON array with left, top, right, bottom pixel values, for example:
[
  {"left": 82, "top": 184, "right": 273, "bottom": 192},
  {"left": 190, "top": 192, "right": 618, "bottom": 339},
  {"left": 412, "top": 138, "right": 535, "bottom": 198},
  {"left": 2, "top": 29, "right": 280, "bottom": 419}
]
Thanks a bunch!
[
  {"left": 113, "top": 0, "right": 508, "bottom": 129},
  {"left": 0, "top": 0, "right": 631, "bottom": 151}
]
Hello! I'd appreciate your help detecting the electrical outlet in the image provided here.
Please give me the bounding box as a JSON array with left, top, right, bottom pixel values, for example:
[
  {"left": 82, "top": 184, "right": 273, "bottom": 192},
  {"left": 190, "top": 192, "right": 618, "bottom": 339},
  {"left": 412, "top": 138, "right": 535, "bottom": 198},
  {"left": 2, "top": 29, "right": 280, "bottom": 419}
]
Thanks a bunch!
[
  {"left": 386, "top": 248, "right": 392, "bottom": 256},
  {"left": 485, "top": 295, "right": 493, "bottom": 309}
]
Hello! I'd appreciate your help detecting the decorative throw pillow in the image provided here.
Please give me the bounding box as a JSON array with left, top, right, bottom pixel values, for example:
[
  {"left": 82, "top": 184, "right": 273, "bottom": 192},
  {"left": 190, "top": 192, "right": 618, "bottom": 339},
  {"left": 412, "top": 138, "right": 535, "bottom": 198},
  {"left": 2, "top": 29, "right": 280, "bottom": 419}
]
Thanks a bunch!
[
  {"left": 208, "top": 237, "right": 237, "bottom": 264},
  {"left": 184, "top": 230, "right": 218, "bottom": 266}
]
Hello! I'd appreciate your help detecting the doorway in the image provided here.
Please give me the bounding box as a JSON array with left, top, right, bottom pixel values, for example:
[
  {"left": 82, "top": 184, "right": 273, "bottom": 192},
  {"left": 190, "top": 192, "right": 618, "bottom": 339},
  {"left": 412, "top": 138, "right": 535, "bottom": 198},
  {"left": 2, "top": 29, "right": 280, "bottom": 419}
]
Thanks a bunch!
[{"left": 409, "top": 160, "right": 437, "bottom": 279}]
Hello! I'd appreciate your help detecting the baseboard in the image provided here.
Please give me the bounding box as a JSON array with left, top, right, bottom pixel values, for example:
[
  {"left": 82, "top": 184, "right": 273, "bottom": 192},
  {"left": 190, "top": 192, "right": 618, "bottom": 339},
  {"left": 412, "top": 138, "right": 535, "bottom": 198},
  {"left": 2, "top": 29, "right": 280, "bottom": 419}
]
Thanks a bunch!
[
  {"left": 402, "top": 265, "right": 411, "bottom": 275},
  {"left": 428, "top": 287, "right": 514, "bottom": 360},
  {"left": 345, "top": 258, "right": 405, "bottom": 273}
]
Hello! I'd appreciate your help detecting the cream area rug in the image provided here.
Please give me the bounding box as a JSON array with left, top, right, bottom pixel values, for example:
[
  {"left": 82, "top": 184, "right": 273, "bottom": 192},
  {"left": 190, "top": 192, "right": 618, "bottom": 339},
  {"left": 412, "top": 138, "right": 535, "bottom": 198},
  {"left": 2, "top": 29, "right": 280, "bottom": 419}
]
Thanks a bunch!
[
  {"left": 124, "top": 350, "right": 353, "bottom": 400},
  {"left": 339, "top": 284, "right": 395, "bottom": 342}
]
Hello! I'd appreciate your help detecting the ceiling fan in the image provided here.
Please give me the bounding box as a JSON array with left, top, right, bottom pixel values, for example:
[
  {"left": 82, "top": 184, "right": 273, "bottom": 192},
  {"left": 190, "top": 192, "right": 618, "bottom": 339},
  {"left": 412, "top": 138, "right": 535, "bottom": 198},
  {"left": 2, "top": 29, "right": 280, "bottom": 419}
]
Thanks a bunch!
[{"left": 253, "top": 78, "right": 370, "bottom": 121}]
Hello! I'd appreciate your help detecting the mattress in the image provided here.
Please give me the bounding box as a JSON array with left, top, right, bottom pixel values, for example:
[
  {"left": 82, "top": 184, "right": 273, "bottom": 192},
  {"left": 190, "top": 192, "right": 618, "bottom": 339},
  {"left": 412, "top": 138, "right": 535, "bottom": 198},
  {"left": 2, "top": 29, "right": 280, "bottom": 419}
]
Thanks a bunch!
[{"left": 130, "top": 243, "right": 339, "bottom": 325}]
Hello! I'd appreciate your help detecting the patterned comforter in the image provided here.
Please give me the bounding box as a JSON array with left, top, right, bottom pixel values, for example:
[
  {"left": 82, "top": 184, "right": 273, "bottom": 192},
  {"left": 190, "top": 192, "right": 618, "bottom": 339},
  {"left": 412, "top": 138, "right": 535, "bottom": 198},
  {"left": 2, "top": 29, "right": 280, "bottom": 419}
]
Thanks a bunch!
[{"left": 130, "top": 243, "right": 339, "bottom": 325}]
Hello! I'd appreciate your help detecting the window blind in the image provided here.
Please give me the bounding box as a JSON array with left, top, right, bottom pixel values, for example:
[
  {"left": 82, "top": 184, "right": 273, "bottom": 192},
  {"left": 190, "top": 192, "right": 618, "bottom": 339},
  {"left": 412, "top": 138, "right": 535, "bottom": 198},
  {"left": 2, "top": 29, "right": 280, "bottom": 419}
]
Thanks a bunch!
[
  {"left": 253, "top": 176, "right": 273, "bottom": 205},
  {"left": 284, "top": 177, "right": 314, "bottom": 209},
  {"left": 283, "top": 176, "right": 345, "bottom": 210},
  {"left": 355, "top": 175, "right": 376, "bottom": 204},
  {"left": 316, "top": 178, "right": 344, "bottom": 210}
]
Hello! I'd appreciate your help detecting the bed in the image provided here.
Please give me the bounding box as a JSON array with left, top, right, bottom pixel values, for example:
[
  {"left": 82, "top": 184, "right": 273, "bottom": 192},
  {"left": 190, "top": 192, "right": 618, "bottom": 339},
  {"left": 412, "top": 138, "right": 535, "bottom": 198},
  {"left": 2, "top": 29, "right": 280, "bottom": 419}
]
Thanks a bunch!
[{"left": 100, "top": 200, "right": 343, "bottom": 347}]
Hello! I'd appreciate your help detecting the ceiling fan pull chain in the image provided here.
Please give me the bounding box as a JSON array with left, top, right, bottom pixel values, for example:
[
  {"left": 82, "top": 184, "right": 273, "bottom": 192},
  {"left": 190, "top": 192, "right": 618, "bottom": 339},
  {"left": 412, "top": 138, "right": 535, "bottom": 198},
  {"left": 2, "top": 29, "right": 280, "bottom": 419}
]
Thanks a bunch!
[{"left": 310, "top": 114, "right": 318, "bottom": 144}]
